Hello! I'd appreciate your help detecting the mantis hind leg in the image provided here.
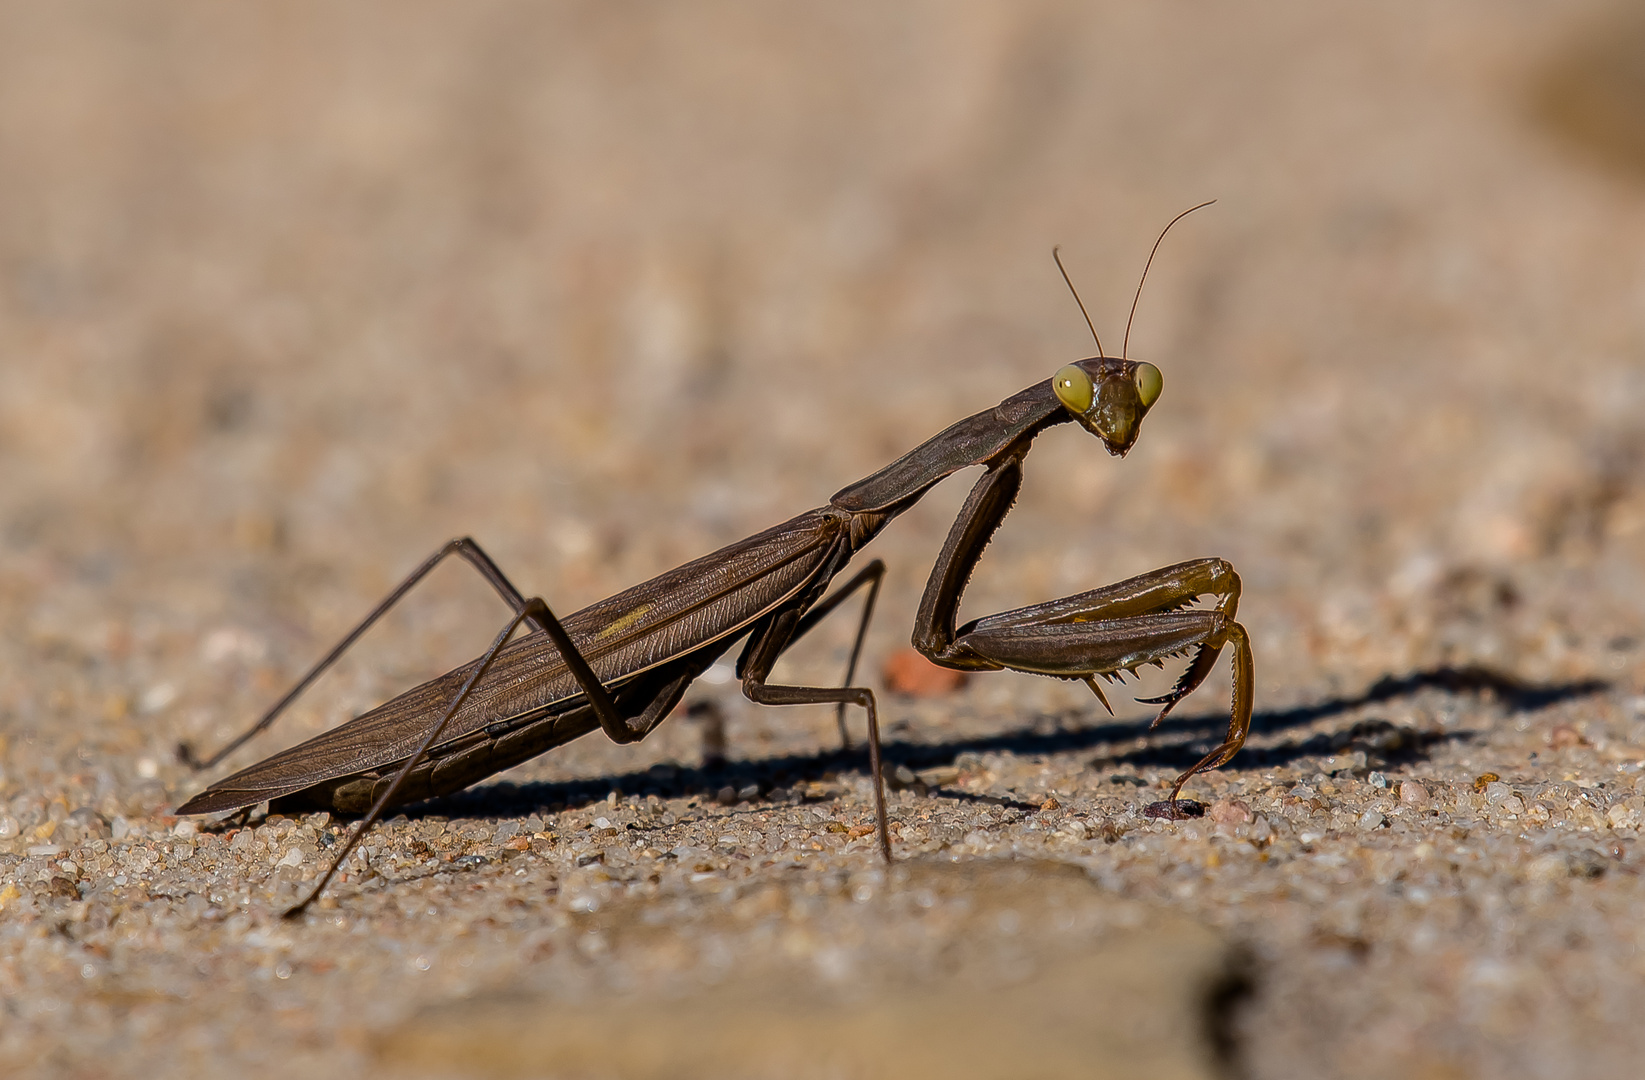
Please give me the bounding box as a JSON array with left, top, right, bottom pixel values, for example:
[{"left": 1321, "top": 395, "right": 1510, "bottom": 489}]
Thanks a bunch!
[
  {"left": 180, "top": 536, "right": 551, "bottom": 771},
  {"left": 285, "top": 596, "right": 551, "bottom": 916}
]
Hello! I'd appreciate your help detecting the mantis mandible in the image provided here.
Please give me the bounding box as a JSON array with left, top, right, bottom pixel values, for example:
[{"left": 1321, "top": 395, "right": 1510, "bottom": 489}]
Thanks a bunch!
[{"left": 177, "top": 205, "right": 1253, "bottom": 916}]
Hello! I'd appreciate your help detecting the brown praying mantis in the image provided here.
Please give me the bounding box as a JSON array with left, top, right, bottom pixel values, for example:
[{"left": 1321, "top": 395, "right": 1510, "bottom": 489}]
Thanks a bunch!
[{"left": 177, "top": 205, "right": 1253, "bottom": 916}]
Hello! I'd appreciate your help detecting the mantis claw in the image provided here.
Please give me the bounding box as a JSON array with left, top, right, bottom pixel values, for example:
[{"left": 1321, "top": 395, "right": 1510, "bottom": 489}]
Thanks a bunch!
[
  {"left": 1142, "top": 798, "right": 1205, "bottom": 820},
  {"left": 1082, "top": 675, "right": 1115, "bottom": 715}
]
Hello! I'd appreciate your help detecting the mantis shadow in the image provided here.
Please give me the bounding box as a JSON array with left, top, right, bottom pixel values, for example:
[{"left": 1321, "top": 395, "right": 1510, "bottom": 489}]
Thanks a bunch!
[{"left": 413, "top": 664, "right": 1608, "bottom": 819}]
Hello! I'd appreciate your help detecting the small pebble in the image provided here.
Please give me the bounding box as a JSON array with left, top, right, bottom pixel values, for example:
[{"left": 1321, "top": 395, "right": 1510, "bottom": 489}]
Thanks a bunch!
[
  {"left": 1525, "top": 852, "right": 1570, "bottom": 884},
  {"left": 1357, "top": 809, "right": 1385, "bottom": 830},
  {"left": 1398, "top": 781, "right": 1432, "bottom": 810},
  {"left": 1567, "top": 849, "right": 1608, "bottom": 879},
  {"left": 888, "top": 765, "right": 921, "bottom": 789},
  {"left": 1208, "top": 799, "right": 1253, "bottom": 826},
  {"left": 1548, "top": 725, "right": 1588, "bottom": 749},
  {"left": 1605, "top": 802, "right": 1642, "bottom": 829}
]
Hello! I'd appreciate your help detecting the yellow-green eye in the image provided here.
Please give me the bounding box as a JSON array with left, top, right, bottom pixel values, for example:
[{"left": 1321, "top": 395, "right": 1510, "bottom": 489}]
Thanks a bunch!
[
  {"left": 1134, "top": 362, "right": 1163, "bottom": 408},
  {"left": 1052, "top": 363, "right": 1094, "bottom": 414}
]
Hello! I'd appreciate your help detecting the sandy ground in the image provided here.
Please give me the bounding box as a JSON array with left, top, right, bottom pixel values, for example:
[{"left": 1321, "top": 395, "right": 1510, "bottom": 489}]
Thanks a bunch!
[{"left": 5, "top": 2, "right": 1645, "bottom": 1077}]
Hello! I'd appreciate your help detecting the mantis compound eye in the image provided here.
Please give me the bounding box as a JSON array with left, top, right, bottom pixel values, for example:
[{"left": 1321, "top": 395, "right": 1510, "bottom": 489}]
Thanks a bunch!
[
  {"left": 1133, "top": 362, "right": 1163, "bottom": 409},
  {"left": 1052, "top": 363, "right": 1094, "bottom": 415}
]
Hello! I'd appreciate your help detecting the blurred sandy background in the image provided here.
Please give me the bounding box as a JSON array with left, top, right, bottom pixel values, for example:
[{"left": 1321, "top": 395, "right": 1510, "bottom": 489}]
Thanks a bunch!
[{"left": 5, "top": 2, "right": 1645, "bottom": 1077}]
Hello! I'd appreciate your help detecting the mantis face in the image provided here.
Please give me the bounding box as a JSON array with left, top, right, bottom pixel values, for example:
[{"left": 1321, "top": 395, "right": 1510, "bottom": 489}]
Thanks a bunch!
[{"left": 1051, "top": 357, "right": 1163, "bottom": 457}]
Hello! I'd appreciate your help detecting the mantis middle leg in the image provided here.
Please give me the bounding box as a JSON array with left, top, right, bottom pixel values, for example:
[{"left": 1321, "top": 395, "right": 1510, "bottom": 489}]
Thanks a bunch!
[{"left": 736, "top": 562, "right": 893, "bottom": 862}]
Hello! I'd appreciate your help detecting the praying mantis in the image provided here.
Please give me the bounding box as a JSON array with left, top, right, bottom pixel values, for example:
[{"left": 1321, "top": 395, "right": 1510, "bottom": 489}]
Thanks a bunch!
[{"left": 177, "top": 205, "right": 1252, "bottom": 915}]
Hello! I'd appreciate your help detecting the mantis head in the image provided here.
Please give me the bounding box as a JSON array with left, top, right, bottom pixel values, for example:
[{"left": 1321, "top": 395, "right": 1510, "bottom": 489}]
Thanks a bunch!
[
  {"left": 1052, "top": 357, "right": 1162, "bottom": 457},
  {"left": 1045, "top": 200, "right": 1209, "bottom": 457}
]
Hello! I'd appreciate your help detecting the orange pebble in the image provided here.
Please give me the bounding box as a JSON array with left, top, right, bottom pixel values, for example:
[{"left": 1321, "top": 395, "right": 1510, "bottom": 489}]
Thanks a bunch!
[{"left": 882, "top": 648, "right": 969, "bottom": 697}]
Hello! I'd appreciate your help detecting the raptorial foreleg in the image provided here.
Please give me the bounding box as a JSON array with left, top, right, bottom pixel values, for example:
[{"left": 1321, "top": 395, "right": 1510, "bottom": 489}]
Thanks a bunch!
[{"left": 927, "top": 557, "right": 1252, "bottom": 813}]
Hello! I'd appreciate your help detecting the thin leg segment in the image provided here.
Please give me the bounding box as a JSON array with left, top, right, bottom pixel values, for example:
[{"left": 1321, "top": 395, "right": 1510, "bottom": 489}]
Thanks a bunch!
[
  {"left": 743, "top": 677, "right": 890, "bottom": 863},
  {"left": 738, "top": 592, "right": 892, "bottom": 863},
  {"left": 186, "top": 530, "right": 666, "bottom": 777},
  {"left": 286, "top": 596, "right": 550, "bottom": 917},
  {"left": 788, "top": 559, "right": 885, "bottom": 750},
  {"left": 283, "top": 587, "right": 703, "bottom": 914},
  {"left": 182, "top": 537, "right": 546, "bottom": 771}
]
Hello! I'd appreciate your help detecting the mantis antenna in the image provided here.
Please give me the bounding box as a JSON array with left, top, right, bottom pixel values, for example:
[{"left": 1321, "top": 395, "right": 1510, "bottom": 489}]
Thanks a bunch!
[
  {"left": 1052, "top": 245, "right": 1105, "bottom": 357},
  {"left": 1123, "top": 199, "right": 1216, "bottom": 359}
]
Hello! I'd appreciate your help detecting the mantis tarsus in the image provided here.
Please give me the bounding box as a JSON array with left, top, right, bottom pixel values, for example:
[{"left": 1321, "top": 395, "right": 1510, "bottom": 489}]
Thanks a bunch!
[{"left": 178, "top": 206, "right": 1253, "bottom": 916}]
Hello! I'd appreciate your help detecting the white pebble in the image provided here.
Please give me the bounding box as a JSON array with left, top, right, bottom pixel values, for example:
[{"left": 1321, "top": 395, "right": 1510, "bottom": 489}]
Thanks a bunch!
[
  {"left": 1398, "top": 781, "right": 1431, "bottom": 810},
  {"left": 138, "top": 684, "right": 176, "bottom": 714}
]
